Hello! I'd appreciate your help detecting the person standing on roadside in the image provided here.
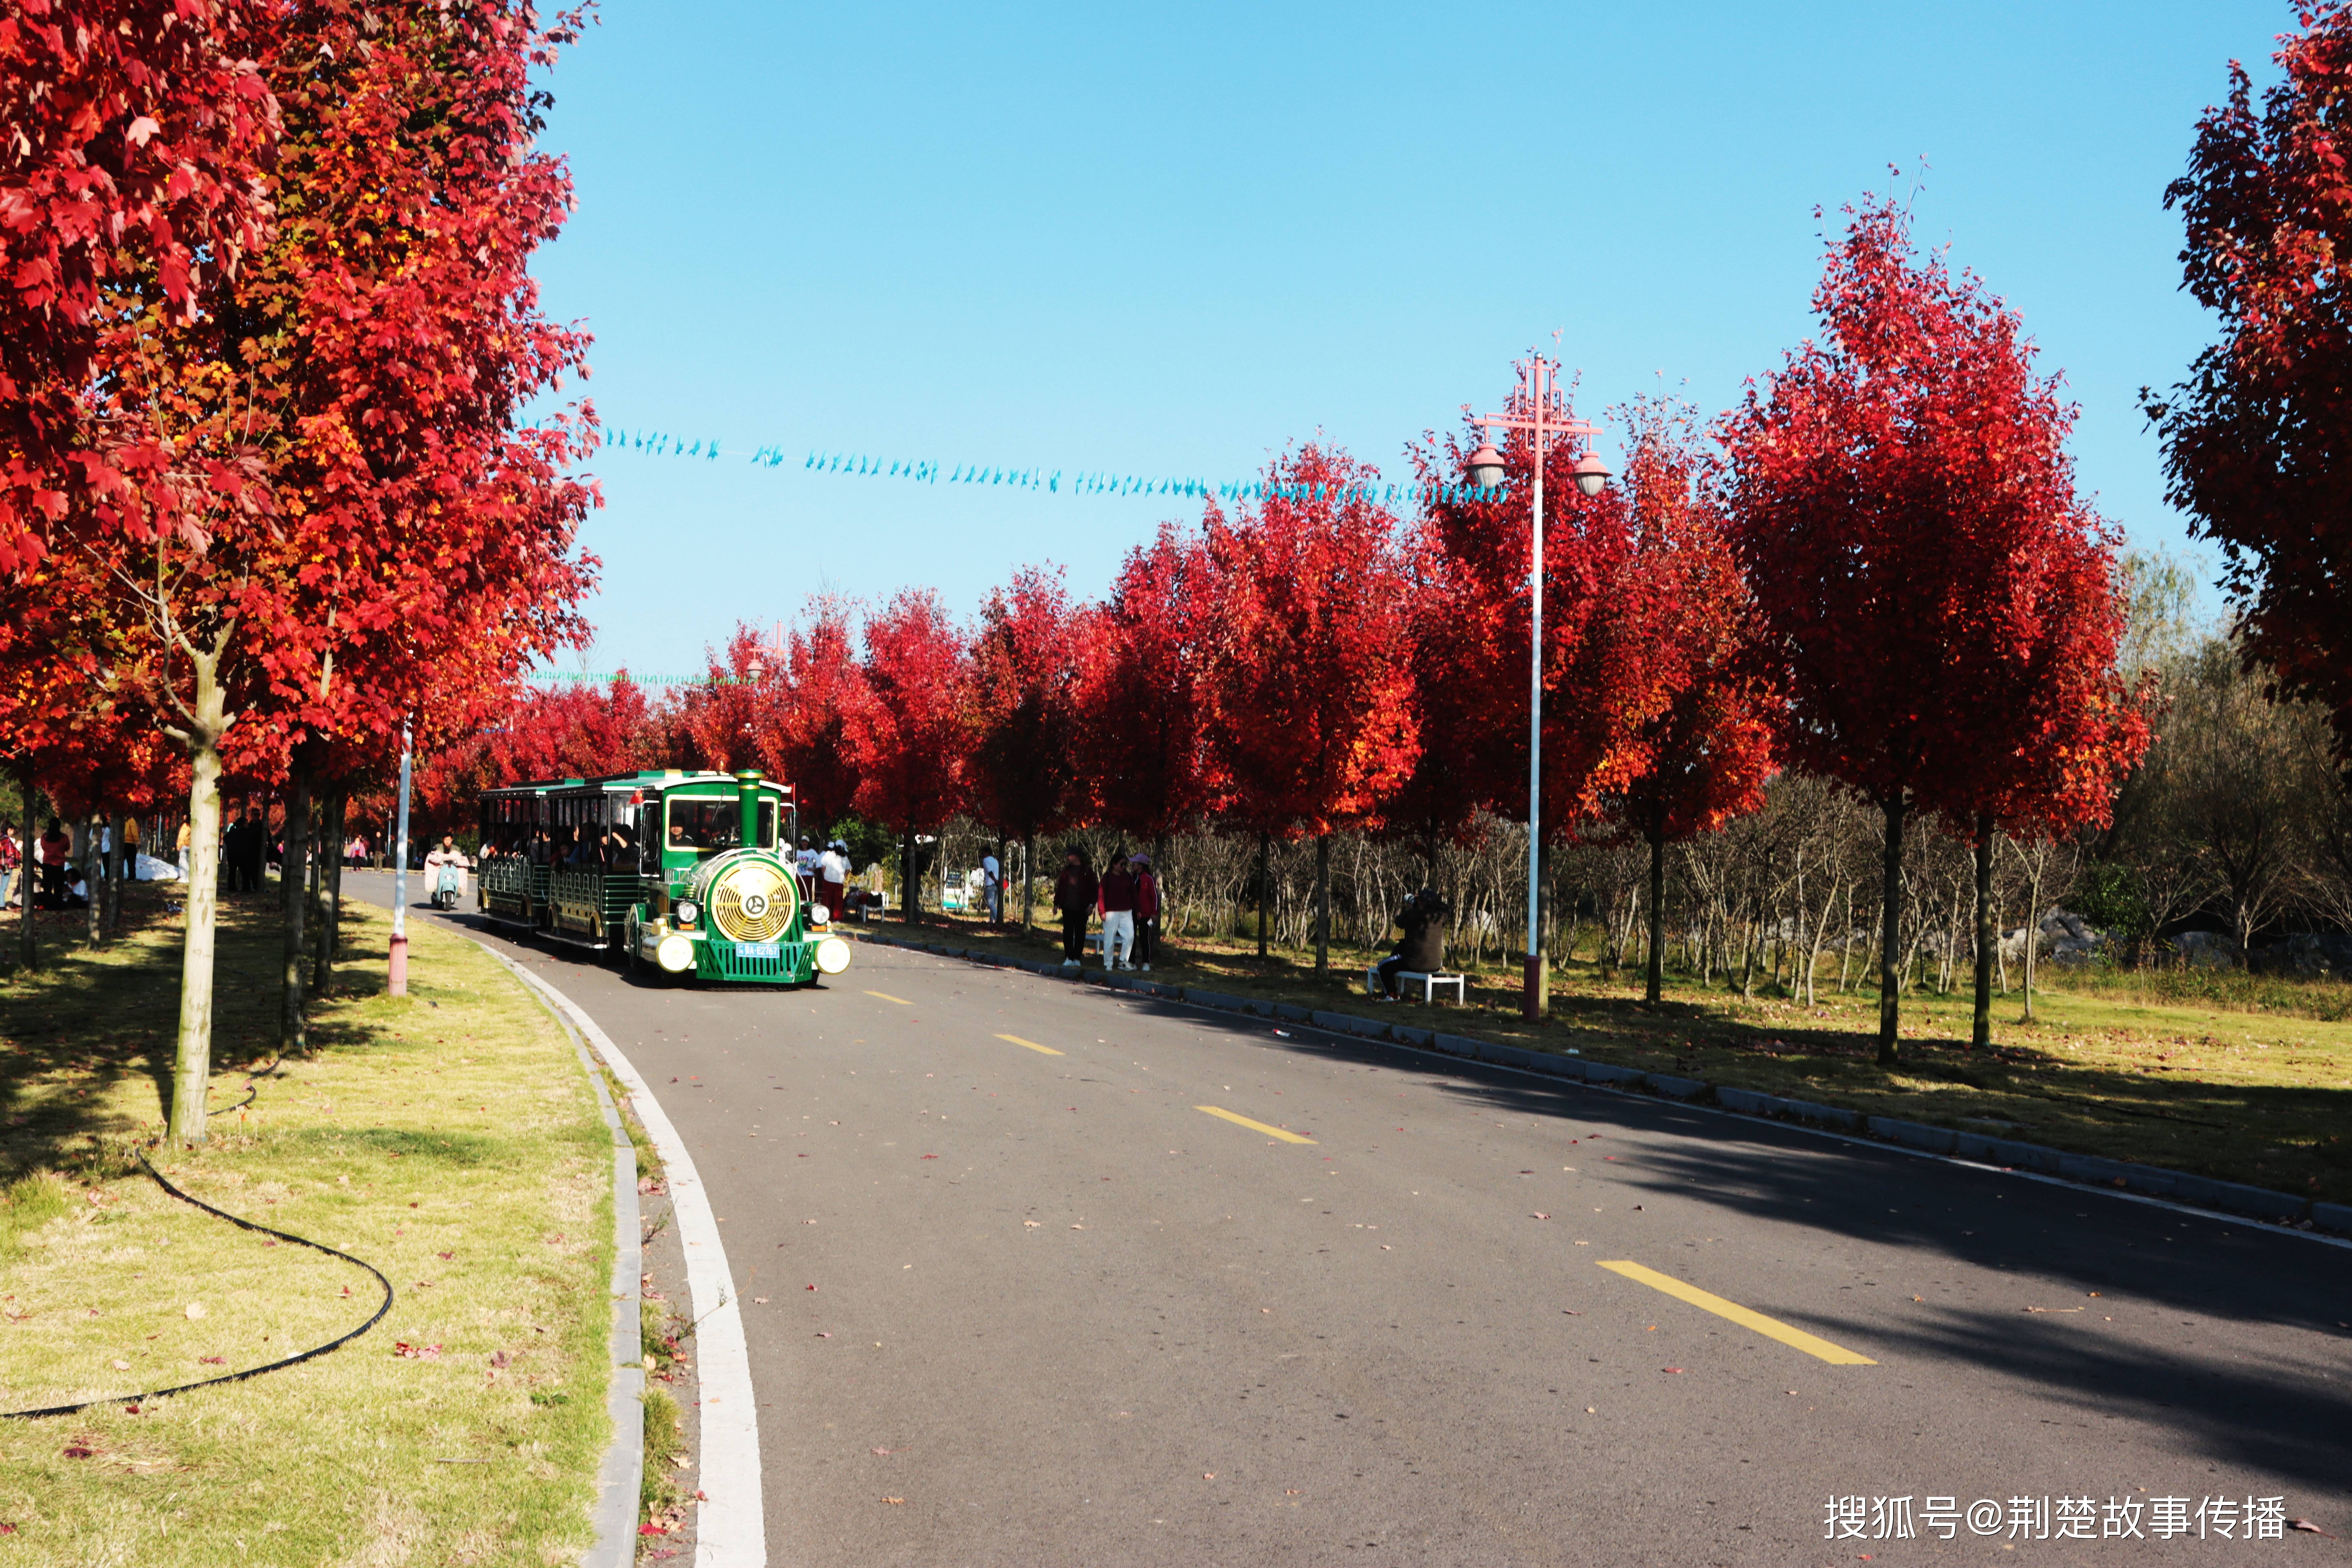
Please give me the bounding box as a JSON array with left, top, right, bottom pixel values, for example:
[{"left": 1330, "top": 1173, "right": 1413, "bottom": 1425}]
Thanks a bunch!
[
  {"left": 818, "top": 838, "right": 849, "bottom": 922},
  {"left": 0, "top": 820, "right": 18, "bottom": 912},
  {"left": 1053, "top": 848, "right": 1097, "bottom": 970},
  {"left": 176, "top": 816, "right": 192, "bottom": 873},
  {"left": 1097, "top": 852, "right": 1137, "bottom": 971},
  {"left": 38, "top": 817, "right": 69, "bottom": 908},
  {"left": 1129, "top": 853, "right": 1160, "bottom": 973},
  {"left": 980, "top": 849, "right": 1002, "bottom": 925}
]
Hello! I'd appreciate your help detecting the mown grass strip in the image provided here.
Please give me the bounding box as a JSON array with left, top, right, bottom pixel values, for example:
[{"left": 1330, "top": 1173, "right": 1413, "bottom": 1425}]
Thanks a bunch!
[{"left": 0, "top": 891, "right": 612, "bottom": 1565}]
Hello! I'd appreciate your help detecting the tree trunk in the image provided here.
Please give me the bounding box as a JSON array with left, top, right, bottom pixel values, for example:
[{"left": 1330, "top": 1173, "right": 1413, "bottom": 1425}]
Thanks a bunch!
[
  {"left": 105, "top": 811, "right": 125, "bottom": 939},
  {"left": 1020, "top": 832, "right": 1034, "bottom": 932},
  {"left": 1313, "top": 833, "right": 1331, "bottom": 976},
  {"left": 1255, "top": 831, "right": 1270, "bottom": 959},
  {"left": 169, "top": 666, "right": 230, "bottom": 1145},
  {"left": 1972, "top": 816, "right": 1996, "bottom": 1051},
  {"left": 1644, "top": 832, "right": 1666, "bottom": 1007},
  {"left": 280, "top": 763, "right": 310, "bottom": 1057},
  {"left": 1876, "top": 796, "right": 1907, "bottom": 1065},
  {"left": 900, "top": 824, "right": 917, "bottom": 923},
  {"left": 1804, "top": 879, "right": 1836, "bottom": 1008},
  {"left": 84, "top": 814, "right": 102, "bottom": 946},
  {"left": 15, "top": 771, "right": 36, "bottom": 973},
  {"left": 316, "top": 791, "right": 346, "bottom": 988},
  {"left": 2022, "top": 855, "right": 2043, "bottom": 1024},
  {"left": 1837, "top": 882, "right": 1854, "bottom": 994}
]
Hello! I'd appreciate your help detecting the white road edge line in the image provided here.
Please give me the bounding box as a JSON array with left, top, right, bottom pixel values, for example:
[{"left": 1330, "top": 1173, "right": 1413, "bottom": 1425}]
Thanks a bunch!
[{"left": 484, "top": 949, "right": 767, "bottom": 1568}]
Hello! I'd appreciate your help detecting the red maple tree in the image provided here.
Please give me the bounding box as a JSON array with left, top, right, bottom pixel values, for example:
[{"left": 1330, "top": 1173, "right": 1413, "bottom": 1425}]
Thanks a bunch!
[
  {"left": 62, "top": 0, "right": 596, "bottom": 1137},
  {"left": 1201, "top": 444, "right": 1420, "bottom": 972},
  {"left": 844, "top": 588, "right": 973, "bottom": 919},
  {"left": 0, "top": 0, "right": 279, "bottom": 572},
  {"left": 968, "top": 567, "right": 1083, "bottom": 927},
  {"left": 1409, "top": 377, "right": 1698, "bottom": 1008},
  {"left": 755, "top": 597, "right": 866, "bottom": 837},
  {"left": 2149, "top": 4, "right": 2352, "bottom": 768},
  {"left": 1719, "top": 190, "right": 2143, "bottom": 1061},
  {"left": 1601, "top": 403, "right": 1776, "bottom": 1006},
  {"left": 1075, "top": 522, "right": 1219, "bottom": 855}
]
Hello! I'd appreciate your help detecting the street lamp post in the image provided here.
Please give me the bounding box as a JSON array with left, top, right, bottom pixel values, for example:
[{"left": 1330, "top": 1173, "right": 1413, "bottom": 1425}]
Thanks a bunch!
[
  {"left": 1467, "top": 354, "right": 1609, "bottom": 1022},
  {"left": 389, "top": 722, "right": 412, "bottom": 997}
]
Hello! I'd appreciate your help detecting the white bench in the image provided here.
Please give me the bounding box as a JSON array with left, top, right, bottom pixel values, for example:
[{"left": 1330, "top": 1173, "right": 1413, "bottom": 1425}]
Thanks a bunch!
[{"left": 1365, "top": 965, "right": 1466, "bottom": 1004}]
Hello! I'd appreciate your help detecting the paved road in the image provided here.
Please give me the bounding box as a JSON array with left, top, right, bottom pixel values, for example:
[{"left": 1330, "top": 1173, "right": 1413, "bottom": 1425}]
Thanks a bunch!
[{"left": 348, "top": 876, "right": 2352, "bottom": 1566}]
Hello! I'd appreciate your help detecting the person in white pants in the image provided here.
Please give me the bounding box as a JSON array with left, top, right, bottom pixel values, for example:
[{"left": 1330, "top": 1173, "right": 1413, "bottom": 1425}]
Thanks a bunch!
[{"left": 1096, "top": 854, "right": 1138, "bottom": 970}]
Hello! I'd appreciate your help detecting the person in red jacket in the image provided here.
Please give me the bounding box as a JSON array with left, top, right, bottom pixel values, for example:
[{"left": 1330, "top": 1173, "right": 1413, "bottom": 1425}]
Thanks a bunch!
[
  {"left": 1096, "top": 853, "right": 1138, "bottom": 970},
  {"left": 1128, "top": 852, "right": 1160, "bottom": 973}
]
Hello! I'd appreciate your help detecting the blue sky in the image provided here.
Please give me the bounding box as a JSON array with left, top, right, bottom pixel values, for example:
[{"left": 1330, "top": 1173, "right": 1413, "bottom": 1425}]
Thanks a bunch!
[{"left": 531, "top": 1, "right": 2282, "bottom": 678}]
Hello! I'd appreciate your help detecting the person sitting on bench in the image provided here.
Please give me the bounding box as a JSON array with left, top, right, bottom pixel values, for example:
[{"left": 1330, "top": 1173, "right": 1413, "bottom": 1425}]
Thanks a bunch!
[{"left": 1375, "top": 888, "right": 1450, "bottom": 999}]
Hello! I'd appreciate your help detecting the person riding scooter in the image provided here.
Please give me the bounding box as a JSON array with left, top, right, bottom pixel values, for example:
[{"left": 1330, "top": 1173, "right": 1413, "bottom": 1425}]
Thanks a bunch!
[{"left": 424, "top": 834, "right": 471, "bottom": 910}]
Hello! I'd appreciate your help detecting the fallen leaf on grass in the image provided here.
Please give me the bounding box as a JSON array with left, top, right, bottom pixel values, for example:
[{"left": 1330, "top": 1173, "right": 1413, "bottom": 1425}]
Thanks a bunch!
[
  {"left": 489, "top": 1351, "right": 511, "bottom": 1368},
  {"left": 62, "top": 1445, "right": 94, "bottom": 1460},
  {"left": 183, "top": 1303, "right": 205, "bottom": 1320},
  {"left": 437, "top": 1251, "right": 454, "bottom": 1261},
  {"left": 199, "top": 1355, "right": 225, "bottom": 1365},
  {"left": 393, "top": 1342, "right": 443, "bottom": 1360},
  {"left": 111, "top": 1359, "right": 129, "bottom": 1370}
]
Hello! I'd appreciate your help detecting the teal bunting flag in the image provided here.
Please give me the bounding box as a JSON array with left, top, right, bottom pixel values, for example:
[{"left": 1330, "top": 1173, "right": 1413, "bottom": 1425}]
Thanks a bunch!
[{"left": 598, "top": 427, "right": 1505, "bottom": 505}]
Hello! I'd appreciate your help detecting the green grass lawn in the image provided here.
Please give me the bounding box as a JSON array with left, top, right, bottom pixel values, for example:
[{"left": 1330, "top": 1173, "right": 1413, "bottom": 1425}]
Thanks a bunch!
[
  {"left": 0, "top": 891, "right": 615, "bottom": 1566},
  {"left": 878, "top": 911, "right": 2352, "bottom": 1207}
]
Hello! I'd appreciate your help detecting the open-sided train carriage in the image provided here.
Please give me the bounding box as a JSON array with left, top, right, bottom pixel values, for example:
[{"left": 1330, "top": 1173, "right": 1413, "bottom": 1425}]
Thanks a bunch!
[{"left": 474, "top": 768, "right": 851, "bottom": 986}]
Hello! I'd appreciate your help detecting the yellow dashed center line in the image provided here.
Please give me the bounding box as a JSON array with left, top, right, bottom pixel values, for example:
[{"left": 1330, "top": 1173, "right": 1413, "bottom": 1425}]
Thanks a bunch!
[
  {"left": 995, "top": 1033, "right": 1063, "bottom": 1056},
  {"left": 1195, "top": 1105, "right": 1316, "bottom": 1144},
  {"left": 1597, "top": 1260, "right": 1876, "bottom": 1365},
  {"left": 864, "top": 990, "right": 912, "bottom": 1005}
]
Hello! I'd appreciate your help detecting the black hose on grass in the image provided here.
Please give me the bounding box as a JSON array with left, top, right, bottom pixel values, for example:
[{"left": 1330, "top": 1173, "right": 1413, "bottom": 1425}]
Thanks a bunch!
[{"left": 0, "top": 1154, "right": 394, "bottom": 1420}]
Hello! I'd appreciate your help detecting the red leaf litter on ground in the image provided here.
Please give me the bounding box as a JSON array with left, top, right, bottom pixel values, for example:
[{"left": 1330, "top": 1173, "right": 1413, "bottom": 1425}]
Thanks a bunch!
[{"left": 1661, "top": 1367, "right": 1684, "bottom": 1374}]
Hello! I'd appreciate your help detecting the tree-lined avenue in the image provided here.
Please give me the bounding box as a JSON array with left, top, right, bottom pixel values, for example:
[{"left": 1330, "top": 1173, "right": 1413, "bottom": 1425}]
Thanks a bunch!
[{"left": 348, "top": 874, "right": 2352, "bottom": 1567}]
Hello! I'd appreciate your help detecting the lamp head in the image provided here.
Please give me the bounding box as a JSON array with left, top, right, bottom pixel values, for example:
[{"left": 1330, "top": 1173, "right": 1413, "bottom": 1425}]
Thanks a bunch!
[
  {"left": 1571, "top": 450, "right": 1610, "bottom": 498},
  {"left": 1467, "top": 439, "right": 1506, "bottom": 490}
]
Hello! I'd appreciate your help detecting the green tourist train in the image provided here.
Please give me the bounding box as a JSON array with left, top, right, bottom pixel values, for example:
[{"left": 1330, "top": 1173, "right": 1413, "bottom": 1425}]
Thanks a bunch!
[{"left": 474, "top": 769, "right": 852, "bottom": 985}]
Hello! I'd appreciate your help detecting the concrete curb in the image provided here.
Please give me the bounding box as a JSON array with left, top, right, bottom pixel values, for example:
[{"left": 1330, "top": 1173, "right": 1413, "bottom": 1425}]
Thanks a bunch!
[
  {"left": 476, "top": 948, "right": 642, "bottom": 1568},
  {"left": 856, "top": 930, "right": 2351, "bottom": 1242},
  {"left": 477, "top": 946, "right": 768, "bottom": 1568}
]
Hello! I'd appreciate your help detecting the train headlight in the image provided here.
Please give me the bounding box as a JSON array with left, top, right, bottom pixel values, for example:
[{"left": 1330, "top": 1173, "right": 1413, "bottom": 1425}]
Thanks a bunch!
[
  {"left": 814, "top": 935, "right": 852, "bottom": 976},
  {"left": 657, "top": 934, "right": 695, "bottom": 973},
  {"left": 809, "top": 903, "right": 830, "bottom": 927},
  {"left": 673, "top": 899, "right": 699, "bottom": 927}
]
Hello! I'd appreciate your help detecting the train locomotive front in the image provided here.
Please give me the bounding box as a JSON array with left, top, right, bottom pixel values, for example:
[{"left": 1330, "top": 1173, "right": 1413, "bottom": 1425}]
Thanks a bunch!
[{"left": 630, "top": 770, "right": 852, "bottom": 985}]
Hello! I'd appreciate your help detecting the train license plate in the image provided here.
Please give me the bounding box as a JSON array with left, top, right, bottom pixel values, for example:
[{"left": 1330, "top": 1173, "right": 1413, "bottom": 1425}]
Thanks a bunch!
[{"left": 737, "top": 943, "right": 780, "bottom": 960}]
